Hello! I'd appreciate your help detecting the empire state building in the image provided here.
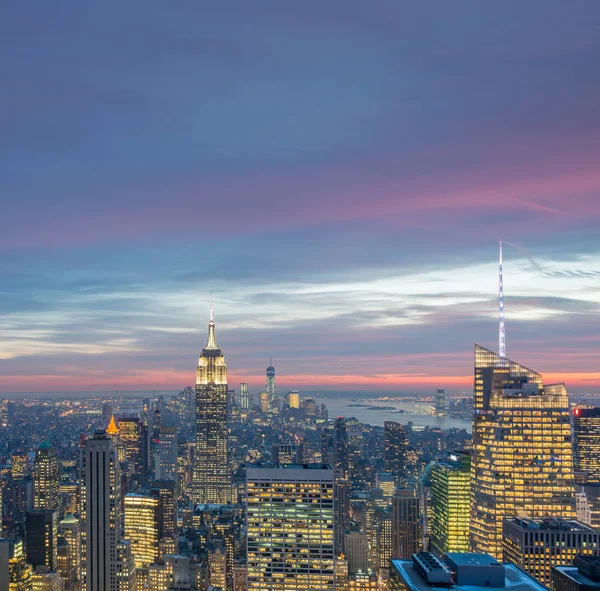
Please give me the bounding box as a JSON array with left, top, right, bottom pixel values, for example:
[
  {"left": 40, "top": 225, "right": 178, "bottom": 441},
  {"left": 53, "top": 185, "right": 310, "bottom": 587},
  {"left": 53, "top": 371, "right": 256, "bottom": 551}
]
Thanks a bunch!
[{"left": 194, "top": 307, "right": 231, "bottom": 504}]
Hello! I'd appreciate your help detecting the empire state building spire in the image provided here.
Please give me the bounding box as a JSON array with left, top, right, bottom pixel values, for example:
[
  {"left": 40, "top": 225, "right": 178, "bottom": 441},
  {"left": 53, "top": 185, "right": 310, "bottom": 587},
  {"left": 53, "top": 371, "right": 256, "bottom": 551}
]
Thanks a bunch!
[{"left": 206, "top": 291, "right": 218, "bottom": 350}]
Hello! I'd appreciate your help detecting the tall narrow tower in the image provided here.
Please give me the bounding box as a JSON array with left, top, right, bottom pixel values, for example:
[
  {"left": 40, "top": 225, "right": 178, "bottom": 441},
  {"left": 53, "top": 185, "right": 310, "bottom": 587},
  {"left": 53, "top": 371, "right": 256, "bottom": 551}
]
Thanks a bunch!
[
  {"left": 266, "top": 354, "right": 275, "bottom": 404},
  {"left": 498, "top": 240, "right": 506, "bottom": 359},
  {"left": 83, "top": 431, "right": 122, "bottom": 591},
  {"left": 194, "top": 300, "right": 231, "bottom": 504}
]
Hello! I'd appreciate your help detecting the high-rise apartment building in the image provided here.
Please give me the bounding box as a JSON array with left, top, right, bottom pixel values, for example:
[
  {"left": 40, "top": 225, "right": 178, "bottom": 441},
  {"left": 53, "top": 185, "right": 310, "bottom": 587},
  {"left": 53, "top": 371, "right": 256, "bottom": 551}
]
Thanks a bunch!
[
  {"left": 194, "top": 310, "right": 230, "bottom": 504},
  {"left": 115, "top": 540, "right": 136, "bottom": 591},
  {"left": 392, "top": 489, "right": 422, "bottom": 559},
  {"left": 150, "top": 480, "right": 177, "bottom": 539},
  {"left": 124, "top": 493, "right": 159, "bottom": 568},
  {"left": 435, "top": 388, "right": 449, "bottom": 417},
  {"left": 385, "top": 421, "right": 407, "bottom": 487},
  {"left": 573, "top": 408, "right": 600, "bottom": 482},
  {"left": 155, "top": 425, "right": 177, "bottom": 481},
  {"left": 240, "top": 382, "right": 249, "bottom": 410},
  {"left": 116, "top": 417, "right": 149, "bottom": 485},
  {"left": 58, "top": 513, "right": 80, "bottom": 591},
  {"left": 246, "top": 464, "right": 335, "bottom": 590},
  {"left": 503, "top": 517, "right": 600, "bottom": 586},
  {"left": 26, "top": 510, "right": 57, "bottom": 571},
  {"left": 471, "top": 344, "right": 576, "bottom": 558},
  {"left": 83, "top": 431, "right": 122, "bottom": 591},
  {"left": 33, "top": 441, "right": 59, "bottom": 512},
  {"left": 430, "top": 454, "right": 471, "bottom": 555}
]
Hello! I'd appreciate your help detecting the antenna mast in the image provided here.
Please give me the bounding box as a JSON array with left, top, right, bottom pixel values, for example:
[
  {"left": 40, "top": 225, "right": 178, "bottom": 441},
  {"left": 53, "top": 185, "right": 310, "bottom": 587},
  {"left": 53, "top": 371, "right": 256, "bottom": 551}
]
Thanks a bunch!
[
  {"left": 210, "top": 289, "right": 214, "bottom": 322},
  {"left": 498, "top": 241, "right": 506, "bottom": 359}
]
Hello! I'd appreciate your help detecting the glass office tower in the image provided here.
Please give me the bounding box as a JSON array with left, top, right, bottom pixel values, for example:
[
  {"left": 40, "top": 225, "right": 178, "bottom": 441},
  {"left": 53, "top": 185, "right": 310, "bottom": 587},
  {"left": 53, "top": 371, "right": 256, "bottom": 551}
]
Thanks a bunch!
[{"left": 471, "top": 344, "right": 575, "bottom": 558}]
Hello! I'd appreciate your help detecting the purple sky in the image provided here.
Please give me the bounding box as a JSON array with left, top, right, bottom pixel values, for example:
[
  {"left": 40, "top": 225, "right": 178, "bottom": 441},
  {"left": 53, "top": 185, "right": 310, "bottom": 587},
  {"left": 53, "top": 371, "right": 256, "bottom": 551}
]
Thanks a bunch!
[{"left": 1, "top": 2, "right": 600, "bottom": 394}]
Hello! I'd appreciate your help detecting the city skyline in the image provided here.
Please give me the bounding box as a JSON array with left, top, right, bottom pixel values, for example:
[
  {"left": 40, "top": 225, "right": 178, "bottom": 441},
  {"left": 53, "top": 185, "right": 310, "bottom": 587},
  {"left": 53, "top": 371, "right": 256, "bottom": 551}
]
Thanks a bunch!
[{"left": 2, "top": 2, "right": 600, "bottom": 394}]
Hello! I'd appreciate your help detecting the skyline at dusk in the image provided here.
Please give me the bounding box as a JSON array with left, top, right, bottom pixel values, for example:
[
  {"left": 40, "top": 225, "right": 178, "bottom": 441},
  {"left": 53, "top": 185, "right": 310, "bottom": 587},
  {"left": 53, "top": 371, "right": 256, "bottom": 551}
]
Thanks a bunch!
[{"left": 2, "top": 2, "right": 600, "bottom": 393}]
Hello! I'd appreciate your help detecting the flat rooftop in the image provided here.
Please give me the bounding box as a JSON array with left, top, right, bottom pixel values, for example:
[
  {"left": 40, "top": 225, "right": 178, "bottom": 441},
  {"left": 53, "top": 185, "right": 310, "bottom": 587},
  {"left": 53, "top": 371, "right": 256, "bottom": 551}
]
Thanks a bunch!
[
  {"left": 506, "top": 517, "right": 596, "bottom": 532},
  {"left": 445, "top": 553, "right": 502, "bottom": 567},
  {"left": 554, "top": 566, "right": 600, "bottom": 589},
  {"left": 391, "top": 560, "right": 548, "bottom": 591}
]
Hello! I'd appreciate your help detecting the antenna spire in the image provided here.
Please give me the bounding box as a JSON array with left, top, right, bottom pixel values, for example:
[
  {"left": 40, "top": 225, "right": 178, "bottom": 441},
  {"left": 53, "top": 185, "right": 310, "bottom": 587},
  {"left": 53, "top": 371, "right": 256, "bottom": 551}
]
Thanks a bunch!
[
  {"left": 498, "top": 240, "right": 506, "bottom": 359},
  {"left": 210, "top": 289, "right": 214, "bottom": 322}
]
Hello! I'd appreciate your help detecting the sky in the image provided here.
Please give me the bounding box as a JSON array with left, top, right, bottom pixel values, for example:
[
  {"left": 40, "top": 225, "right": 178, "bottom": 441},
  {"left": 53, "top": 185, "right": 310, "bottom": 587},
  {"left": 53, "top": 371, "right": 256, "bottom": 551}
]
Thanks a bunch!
[{"left": 1, "top": 1, "right": 600, "bottom": 395}]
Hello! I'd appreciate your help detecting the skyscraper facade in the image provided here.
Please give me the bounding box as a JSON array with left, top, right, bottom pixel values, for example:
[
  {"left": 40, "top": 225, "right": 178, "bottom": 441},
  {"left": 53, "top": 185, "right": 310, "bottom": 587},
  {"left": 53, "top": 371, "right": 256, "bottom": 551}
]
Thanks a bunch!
[
  {"left": 240, "top": 382, "right": 249, "bottom": 410},
  {"left": 435, "top": 388, "right": 448, "bottom": 417},
  {"left": 246, "top": 464, "right": 335, "bottom": 590},
  {"left": 334, "top": 417, "right": 349, "bottom": 479},
  {"left": 266, "top": 356, "right": 275, "bottom": 405},
  {"left": 573, "top": 408, "right": 600, "bottom": 482},
  {"left": 385, "top": 421, "right": 407, "bottom": 487},
  {"left": 471, "top": 344, "right": 576, "bottom": 558},
  {"left": 33, "top": 441, "right": 59, "bottom": 512},
  {"left": 430, "top": 455, "right": 470, "bottom": 556},
  {"left": 391, "top": 490, "right": 422, "bottom": 559},
  {"left": 26, "top": 510, "right": 58, "bottom": 571},
  {"left": 124, "top": 493, "right": 159, "bottom": 568},
  {"left": 83, "top": 431, "right": 122, "bottom": 591},
  {"left": 155, "top": 425, "right": 177, "bottom": 481},
  {"left": 150, "top": 480, "right": 177, "bottom": 539},
  {"left": 58, "top": 513, "right": 80, "bottom": 591},
  {"left": 502, "top": 517, "right": 600, "bottom": 586},
  {"left": 195, "top": 311, "right": 230, "bottom": 504}
]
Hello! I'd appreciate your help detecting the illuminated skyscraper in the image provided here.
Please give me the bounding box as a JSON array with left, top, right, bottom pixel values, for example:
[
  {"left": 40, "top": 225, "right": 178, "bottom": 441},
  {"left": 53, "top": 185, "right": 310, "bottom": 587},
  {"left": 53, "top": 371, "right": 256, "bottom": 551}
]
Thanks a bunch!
[
  {"left": 58, "top": 513, "right": 80, "bottom": 591},
  {"left": 83, "top": 431, "right": 122, "bottom": 591},
  {"left": 26, "top": 510, "right": 57, "bottom": 571},
  {"left": 116, "top": 417, "right": 149, "bottom": 486},
  {"left": 471, "top": 344, "right": 576, "bottom": 558},
  {"left": 194, "top": 307, "right": 230, "bottom": 504},
  {"left": 385, "top": 421, "right": 407, "bottom": 487},
  {"left": 124, "top": 493, "right": 159, "bottom": 568},
  {"left": 435, "top": 388, "right": 448, "bottom": 417},
  {"left": 266, "top": 355, "right": 275, "bottom": 404},
  {"left": 430, "top": 454, "right": 470, "bottom": 556},
  {"left": 150, "top": 480, "right": 177, "bottom": 539},
  {"left": 259, "top": 391, "right": 270, "bottom": 413},
  {"left": 240, "top": 382, "right": 249, "bottom": 410},
  {"left": 502, "top": 517, "right": 600, "bottom": 586},
  {"left": 33, "top": 441, "right": 59, "bottom": 512},
  {"left": 392, "top": 489, "right": 421, "bottom": 559},
  {"left": 0, "top": 539, "right": 33, "bottom": 591},
  {"left": 246, "top": 464, "right": 335, "bottom": 590},
  {"left": 286, "top": 391, "right": 300, "bottom": 409},
  {"left": 573, "top": 408, "right": 600, "bottom": 482},
  {"left": 155, "top": 425, "right": 177, "bottom": 481},
  {"left": 114, "top": 540, "right": 136, "bottom": 591}
]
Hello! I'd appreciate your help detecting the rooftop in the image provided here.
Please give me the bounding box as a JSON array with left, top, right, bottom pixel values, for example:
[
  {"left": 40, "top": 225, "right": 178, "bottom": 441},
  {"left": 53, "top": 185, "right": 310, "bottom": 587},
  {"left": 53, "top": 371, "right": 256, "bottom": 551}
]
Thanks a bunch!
[
  {"left": 391, "top": 558, "right": 547, "bottom": 591},
  {"left": 506, "top": 517, "right": 596, "bottom": 532}
]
